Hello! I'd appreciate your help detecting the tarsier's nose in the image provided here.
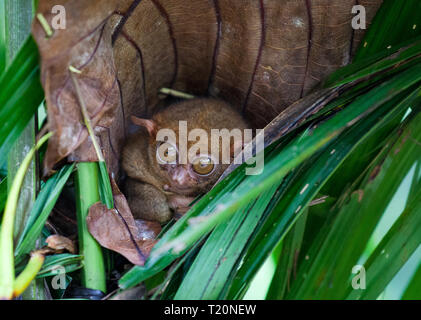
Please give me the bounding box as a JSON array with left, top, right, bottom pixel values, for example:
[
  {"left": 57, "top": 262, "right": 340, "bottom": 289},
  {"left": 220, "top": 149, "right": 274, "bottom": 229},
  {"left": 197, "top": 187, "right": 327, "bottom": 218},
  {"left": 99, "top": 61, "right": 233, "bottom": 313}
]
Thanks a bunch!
[{"left": 171, "top": 168, "right": 189, "bottom": 185}]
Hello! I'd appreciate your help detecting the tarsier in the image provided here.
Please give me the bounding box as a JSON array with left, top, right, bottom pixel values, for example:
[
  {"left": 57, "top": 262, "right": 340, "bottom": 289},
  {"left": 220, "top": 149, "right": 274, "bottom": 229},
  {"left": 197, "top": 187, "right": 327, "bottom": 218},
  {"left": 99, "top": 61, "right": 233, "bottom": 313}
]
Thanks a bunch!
[{"left": 122, "top": 98, "right": 251, "bottom": 223}]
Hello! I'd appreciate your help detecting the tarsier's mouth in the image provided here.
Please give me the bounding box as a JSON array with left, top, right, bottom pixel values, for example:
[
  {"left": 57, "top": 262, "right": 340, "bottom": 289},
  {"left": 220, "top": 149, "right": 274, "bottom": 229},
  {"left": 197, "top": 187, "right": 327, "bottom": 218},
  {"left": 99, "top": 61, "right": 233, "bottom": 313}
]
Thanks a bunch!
[{"left": 163, "top": 182, "right": 200, "bottom": 196}]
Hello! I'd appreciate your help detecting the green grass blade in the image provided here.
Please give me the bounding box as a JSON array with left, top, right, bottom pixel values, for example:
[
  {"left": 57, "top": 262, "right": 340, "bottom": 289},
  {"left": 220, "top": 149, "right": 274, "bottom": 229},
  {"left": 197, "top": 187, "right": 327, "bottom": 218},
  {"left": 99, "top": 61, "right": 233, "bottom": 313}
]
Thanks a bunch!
[
  {"left": 174, "top": 183, "right": 281, "bottom": 299},
  {"left": 325, "top": 37, "right": 421, "bottom": 88},
  {"left": 226, "top": 87, "right": 418, "bottom": 299},
  {"left": 98, "top": 161, "right": 114, "bottom": 209},
  {"left": 354, "top": 0, "right": 421, "bottom": 61},
  {"left": 0, "top": 177, "right": 6, "bottom": 213},
  {"left": 36, "top": 254, "right": 83, "bottom": 278},
  {"left": 347, "top": 187, "right": 421, "bottom": 300},
  {"left": 0, "top": 0, "right": 6, "bottom": 75},
  {"left": 402, "top": 262, "right": 421, "bottom": 300},
  {"left": 265, "top": 211, "right": 308, "bottom": 300},
  {"left": 15, "top": 253, "right": 83, "bottom": 279},
  {"left": 289, "top": 103, "right": 421, "bottom": 299},
  {"left": 0, "top": 36, "right": 43, "bottom": 167},
  {"left": 14, "top": 164, "right": 75, "bottom": 264}
]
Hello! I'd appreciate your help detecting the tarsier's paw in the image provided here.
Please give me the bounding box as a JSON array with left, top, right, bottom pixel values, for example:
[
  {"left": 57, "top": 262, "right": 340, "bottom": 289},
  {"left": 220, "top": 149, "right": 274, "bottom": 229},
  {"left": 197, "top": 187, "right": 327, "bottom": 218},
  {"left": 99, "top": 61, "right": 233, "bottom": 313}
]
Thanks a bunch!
[
  {"left": 173, "top": 206, "right": 191, "bottom": 220},
  {"left": 168, "top": 195, "right": 196, "bottom": 219},
  {"left": 125, "top": 179, "right": 172, "bottom": 224}
]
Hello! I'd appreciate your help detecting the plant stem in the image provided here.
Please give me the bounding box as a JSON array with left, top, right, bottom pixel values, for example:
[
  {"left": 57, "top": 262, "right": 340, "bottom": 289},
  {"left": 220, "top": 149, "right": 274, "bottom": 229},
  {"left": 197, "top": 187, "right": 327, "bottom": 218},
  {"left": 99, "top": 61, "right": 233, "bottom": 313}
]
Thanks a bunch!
[
  {"left": 159, "top": 87, "right": 195, "bottom": 99},
  {"left": 75, "top": 162, "right": 106, "bottom": 293},
  {"left": 6, "top": 0, "right": 37, "bottom": 243},
  {"left": 0, "top": 133, "right": 51, "bottom": 299},
  {"left": 13, "top": 251, "right": 44, "bottom": 297},
  {"left": 70, "top": 71, "right": 104, "bottom": 162},
  {"left": 5, "top": 0, "right": 44, "bottom": 300}
]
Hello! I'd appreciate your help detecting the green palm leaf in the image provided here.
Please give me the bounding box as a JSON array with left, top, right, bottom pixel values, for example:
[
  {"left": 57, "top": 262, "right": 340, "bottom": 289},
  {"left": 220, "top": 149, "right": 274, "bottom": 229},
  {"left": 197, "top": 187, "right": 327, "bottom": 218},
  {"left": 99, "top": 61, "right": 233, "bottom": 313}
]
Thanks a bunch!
[{"left": 0, "top": 36, "right": 43, "bottom": 167}]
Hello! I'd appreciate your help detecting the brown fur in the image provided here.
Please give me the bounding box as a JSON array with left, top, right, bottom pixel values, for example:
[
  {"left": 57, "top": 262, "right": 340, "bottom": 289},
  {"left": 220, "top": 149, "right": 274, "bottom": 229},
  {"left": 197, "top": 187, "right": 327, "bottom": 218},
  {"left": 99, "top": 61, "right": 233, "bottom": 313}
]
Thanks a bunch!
[{"left": 122, "top": 98, "right": 250, "bottom": 223}]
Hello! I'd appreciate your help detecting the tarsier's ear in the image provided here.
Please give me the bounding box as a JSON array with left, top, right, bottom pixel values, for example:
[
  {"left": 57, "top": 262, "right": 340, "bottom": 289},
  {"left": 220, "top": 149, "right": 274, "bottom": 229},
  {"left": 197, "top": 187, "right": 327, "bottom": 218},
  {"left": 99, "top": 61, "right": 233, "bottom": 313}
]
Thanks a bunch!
[{"left": 131, "top": 116, "right": 158, "bottom": 138}]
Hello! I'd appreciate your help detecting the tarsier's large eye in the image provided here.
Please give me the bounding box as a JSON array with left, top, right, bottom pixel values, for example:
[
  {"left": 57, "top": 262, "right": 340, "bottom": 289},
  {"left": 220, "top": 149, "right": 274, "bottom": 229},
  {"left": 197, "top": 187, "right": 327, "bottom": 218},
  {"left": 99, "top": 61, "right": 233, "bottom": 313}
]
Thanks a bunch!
[
  {"left": 156, "top": 142, "right": 178, "bottom": 164},
  {"left": 192, "top": 156, "right": 215, "bottom": 176}
]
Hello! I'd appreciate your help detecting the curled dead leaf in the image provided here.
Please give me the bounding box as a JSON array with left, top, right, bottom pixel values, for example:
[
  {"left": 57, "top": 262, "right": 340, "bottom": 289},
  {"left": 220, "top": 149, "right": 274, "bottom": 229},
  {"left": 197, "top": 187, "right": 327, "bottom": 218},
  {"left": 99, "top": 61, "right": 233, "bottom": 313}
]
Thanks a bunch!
[
  {"left": 87, "top": 180, "right": 161, "bottom": 265},
  {"left": 45, "top": 234, "right": 76, "bottom": 254}
]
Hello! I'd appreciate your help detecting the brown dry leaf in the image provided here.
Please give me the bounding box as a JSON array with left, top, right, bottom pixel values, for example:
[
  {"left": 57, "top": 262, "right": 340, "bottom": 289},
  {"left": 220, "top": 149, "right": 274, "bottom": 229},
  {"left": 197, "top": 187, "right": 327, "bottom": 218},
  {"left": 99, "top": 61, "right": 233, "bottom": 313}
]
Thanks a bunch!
[
  {"left": 45, "top": 234, "right": 76, "bottom": 254},
  {"left": 33, "top": 0, "right": 382, "bottom": 178},
  {"left": 33, "top": 0, "right": 122, "bottom": 175},
  {"left": 87, "top": 180, "right": 161, "bottom": 265}
]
